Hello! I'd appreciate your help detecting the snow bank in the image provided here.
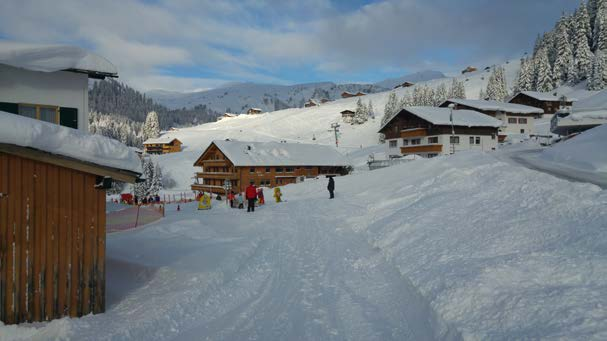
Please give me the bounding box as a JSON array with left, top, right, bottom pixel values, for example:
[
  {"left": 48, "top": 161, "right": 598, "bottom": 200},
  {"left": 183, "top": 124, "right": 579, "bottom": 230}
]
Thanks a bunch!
[
  {"left": 540, "top": 124, "right": 607, "bottom": 173},
  {"left": 0, "top": 111, "right": 141, "bottom": 173},
  {"left": 0, "top": 41, "right": 117, "bottom": 75}
]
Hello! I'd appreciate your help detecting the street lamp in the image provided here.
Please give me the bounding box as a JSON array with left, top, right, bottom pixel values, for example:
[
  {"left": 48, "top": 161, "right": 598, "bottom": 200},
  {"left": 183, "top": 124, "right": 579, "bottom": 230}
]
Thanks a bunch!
[{"left": 448, "top": 103, "right": 456, "bottom": 154}]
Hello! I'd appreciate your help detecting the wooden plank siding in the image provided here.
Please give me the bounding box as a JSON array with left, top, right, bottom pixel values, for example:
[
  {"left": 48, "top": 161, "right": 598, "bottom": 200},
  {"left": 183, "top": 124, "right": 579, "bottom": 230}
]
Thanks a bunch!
[{"left": 0, "top": 152, "right": 106, "bottom": 324}]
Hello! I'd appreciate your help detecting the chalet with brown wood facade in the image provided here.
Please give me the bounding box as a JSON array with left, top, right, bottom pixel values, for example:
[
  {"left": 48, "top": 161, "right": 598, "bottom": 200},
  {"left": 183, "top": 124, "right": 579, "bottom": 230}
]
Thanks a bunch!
[
  {"left": 379, "top": 106, "right": 501, "bottom": 158},
  {"left": 0, "top": 44, "right": 141, "bottom": 324},
  {"left": 192, "top": 140, "right": 351, "bottom": 194},
  {"left": 304, "top": 99, "right": 319, "bottom": 107},
  {"left": 508, "top": 91, "right": 576, "bottom": 117},
  {"left": 340, "top": 91, "right": 366, "bottom": 99},
  {"left": 440, "top": 99, "right": 543, "bottom": 141},
  {"left": 143, "top": 137, "right": 182, "bottom": 154},
  {"left": 246, "top": 108, "right": 263, "bottom": 115},
  {"left": 394, "top": 81, "right": 415, "bottom": 89},
  {"left": 340, "top": 109, "right": 355, "bottom": 123}
]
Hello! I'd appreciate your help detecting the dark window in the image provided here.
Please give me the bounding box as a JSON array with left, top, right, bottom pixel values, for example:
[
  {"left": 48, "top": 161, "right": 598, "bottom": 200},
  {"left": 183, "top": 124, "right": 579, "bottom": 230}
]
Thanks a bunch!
[
  {"left": 518, "top": 118, "right": 527, "bottom": 124},
  {"left": 402, "top": 139, "right": 409, "bottom": 146},
  {"left": 427, "top": 137, "right": 438, "bottom": 144},
  {"left": 469, "top": 136, "right": 474, "bottom": 144},
  {"left": 249, "top": 167, "right": 255, "bottom": 173},
  {"left": 265, "top": 167, "right": 270, "bottom": 173},
  {"left": 411, "top": 138, "right": 421, "bottom": 145},
  {"left": 427, "top": 153, "right": 438, "bottom": 158},
  {"left": 508, "top": 117, "right": 517, "bottom": 124},
  {"left": 389, "top": 140, "right": 397, "bottom": 148},
  {"left": 0, "top": 102, "right": 18, "bottom": 115},
  {"left": 276, "top": 167, "right": 284, "bottom": 173},
  {"left": 286, "top": 167, "right": 294, "bottom": 173},
  {"left": 520, "top": 129, "right": 525, "bottom": 133},
  {"left": 449, "top": 136, "right": 460, "bottom": 144},
  {"left": 475, "top": 137, "right": 481, "bottom": 145},
  {"left": 59, "top": 107, "right": 78, "bottom": 129}
]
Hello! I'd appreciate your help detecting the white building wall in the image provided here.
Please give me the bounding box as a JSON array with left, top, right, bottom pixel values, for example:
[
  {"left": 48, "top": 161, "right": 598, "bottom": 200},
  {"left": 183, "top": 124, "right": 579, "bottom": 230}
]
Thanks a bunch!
[
  {"left": 388, "top": 133, "right": 498, "bottom": 158},
  {"left": 495, "top": 113, "right": 535, "bottom": 135},
  {"left": 0, "top": 64, "right": 89, "bottom": 132}
]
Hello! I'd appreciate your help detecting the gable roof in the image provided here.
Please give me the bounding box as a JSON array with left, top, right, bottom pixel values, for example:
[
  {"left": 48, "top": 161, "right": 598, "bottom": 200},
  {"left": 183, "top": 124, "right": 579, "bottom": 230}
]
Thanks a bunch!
[
  {"left": 514, "top": 91, "right": 578, "bottom": 102},
  {"left": 198, "top": 140, "right": 351, "bottom": 167},
  {"left": 442, "top": 99, "right": 543, "bottom": 114},
  {"left": 0, "top": 41, "right": 118, "bottom": 79},
  {"left": 340, "top": 109, "right": 355, "bottom": 114},
  {"left": 0, "top": 111, "right": 141, "bottom": 181},
  {"left": 379, "top": 106, "right": 502, "bottom": 132},
  {"left": 143, "top": 137, "right": 181, "bottom": 145}
]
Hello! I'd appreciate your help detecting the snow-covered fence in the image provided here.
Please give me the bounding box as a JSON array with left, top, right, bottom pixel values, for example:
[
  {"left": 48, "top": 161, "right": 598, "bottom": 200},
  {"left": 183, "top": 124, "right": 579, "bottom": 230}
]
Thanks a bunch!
[{"left": 367, "top": 158, "right": 411, "bottom": 170}]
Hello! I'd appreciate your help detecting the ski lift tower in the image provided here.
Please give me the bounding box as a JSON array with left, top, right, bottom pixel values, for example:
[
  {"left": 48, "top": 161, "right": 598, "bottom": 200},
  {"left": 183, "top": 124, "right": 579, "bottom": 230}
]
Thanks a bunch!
[{"left": 328, "top": 122, "right": 341, "bottom": 148}]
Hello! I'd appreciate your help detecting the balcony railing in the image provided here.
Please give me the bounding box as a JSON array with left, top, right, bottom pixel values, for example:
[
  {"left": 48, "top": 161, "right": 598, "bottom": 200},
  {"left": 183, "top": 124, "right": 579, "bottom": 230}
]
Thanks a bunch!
[
  {"left": 400, "top": 144, "right": 443, "bottom": 154},
  {"left": 400, "top": 128, "right": 427, "bottom": 138},
  {"left": 196, "top": 172, "right": 239, "bottom": 180}
]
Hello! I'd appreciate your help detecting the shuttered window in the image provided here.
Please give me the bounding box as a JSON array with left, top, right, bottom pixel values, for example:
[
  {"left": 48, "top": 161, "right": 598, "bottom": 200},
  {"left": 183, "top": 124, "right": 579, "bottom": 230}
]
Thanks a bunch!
[{"left": 1, "top": 101, "right": 78, "bottom": 129}]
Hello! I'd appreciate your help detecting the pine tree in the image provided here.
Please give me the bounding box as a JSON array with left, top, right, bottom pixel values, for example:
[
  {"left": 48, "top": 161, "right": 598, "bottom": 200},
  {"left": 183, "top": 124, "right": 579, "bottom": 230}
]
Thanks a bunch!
[
  {"left": 553, "top": 23, "right": 574, "bottom": 86},
  {"left": 353, "top": 98, "right": 368, "bottom": 124},
  {"left": 588, "top": 51, "right": 607, "bottom": 89},
  {"left": 517, "top": 57, "right": 535, "bottom": 92},
  {"left": 434, "top": 83, "right": 448, "bottom": 106},
  {"left": 577, "top": 3, "right": 592, "bottom": 47},
  {"left": 382, "top": 92, "right": 399, "bottom": 126},
  {"left": 450, "top": 79, "right": 466, "bottom": 99},
  {"left": 149, "top": 163, "right": 164, "bottom": 196},
  {"left": 478, "top": 88, "right": 486, "bottom": 100},
  {"left": 399, "top": 92, "right": 413, "bottom": 108},
  {"left": 589, "top": 0, "right": 600, "bottom": 35},
  {"left": 593, "top": 0, "right": 607, "bottom": 51},
  {"left": 534, "top": 48, "right": 554, "bottom": 92},
  {"left": 367, "top": 100, "right": 375, "bottom": 119},
  {"left": 573, "top": 16, "right": 594, "bottom": 81},
  {"left": 143, "top": 158, "right": 155, "bottom": 197},
  {"left": 485, "top": 67, "right": 508, "bottom": 101},
  {"left": 142, "top": 111, "right": 160, "bottom": 141}
]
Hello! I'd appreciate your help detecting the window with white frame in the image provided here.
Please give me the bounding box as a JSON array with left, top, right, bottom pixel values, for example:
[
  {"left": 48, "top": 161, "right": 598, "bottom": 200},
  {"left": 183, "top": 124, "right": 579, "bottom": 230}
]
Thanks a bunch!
[
  {"left": 427, "top": 136, "right": 438, "bottom": 144},
  {"left": 475, "top": 136, "right": 480, "bottom": 144},
  {"left": 389, "top": 140, "right": 397, "bottom": 148},
  {"left": 411, "top": 138, "right": 421, "bottom": 145},
  {"left": 449, "top": 136, "right": 460, "bottom": 144},
  {"left": 518, "top": 118, "right": 527, "bottom": 124},
  {"left": 508, "top": 117, "right": 517, "bottom": 124},
  {"left": 402, "top": 139, "right": 409, "bottom": 146}
]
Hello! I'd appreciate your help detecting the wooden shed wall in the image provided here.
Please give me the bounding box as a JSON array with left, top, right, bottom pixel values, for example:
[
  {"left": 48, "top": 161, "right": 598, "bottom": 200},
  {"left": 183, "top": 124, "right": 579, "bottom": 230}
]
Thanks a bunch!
[{"left": 0, "top": 152, "right": 106, "bottom": 324}]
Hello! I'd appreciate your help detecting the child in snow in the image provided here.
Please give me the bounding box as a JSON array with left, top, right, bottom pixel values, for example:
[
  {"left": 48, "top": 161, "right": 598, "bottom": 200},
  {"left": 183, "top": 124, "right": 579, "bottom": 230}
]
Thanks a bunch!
[
  {"left": 237, "top": 193, "right": 244, "bottom": 209},
  {"left": 228, "top": 191, "right": 235, "bottom": 208},
  {"left": 273, "top": 187, "right": 282, "bottom": 203},
  {"left": 257, "top": 188, "right": 265, "bottom": 205}
]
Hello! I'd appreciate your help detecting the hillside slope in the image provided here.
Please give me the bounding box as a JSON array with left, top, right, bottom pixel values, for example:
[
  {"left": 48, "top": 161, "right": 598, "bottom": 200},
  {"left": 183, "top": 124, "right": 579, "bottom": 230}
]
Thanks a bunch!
[{"left": 152, "top": 60, "right": 522, "bottom": 189}]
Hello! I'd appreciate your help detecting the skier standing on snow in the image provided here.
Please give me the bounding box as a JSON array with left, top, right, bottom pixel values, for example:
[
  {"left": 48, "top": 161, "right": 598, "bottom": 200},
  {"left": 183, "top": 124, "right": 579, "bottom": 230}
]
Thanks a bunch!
[
  {"left": 273, "top": 187, "right": 282, "bottom": 203},
  {"left": 237, "top": 193, "right": 244, "bottom": 209},
  {"left": 327, "top": 176, "right": 335, "bottom": 199},
  {"left": 246, "top": 182, "right": 257, "bottom": 212},
  {"left": 257, "top": 188, "right": 265, "bottom": 205}
]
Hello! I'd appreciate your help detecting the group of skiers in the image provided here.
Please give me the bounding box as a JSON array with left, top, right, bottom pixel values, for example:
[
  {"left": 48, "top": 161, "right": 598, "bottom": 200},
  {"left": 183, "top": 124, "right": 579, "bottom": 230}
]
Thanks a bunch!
[{"left": 197, "top": 177, "right": 335, "bottom": 213}]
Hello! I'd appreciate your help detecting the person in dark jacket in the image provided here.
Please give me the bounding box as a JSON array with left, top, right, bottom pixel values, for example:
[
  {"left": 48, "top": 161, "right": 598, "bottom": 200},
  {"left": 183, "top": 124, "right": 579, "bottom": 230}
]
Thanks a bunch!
[
  {"left": 327, "top": 176, "right": 335, "bottom": 199},
  {"left": 245, "top": 182, "right": 257, "bottom": 212}
]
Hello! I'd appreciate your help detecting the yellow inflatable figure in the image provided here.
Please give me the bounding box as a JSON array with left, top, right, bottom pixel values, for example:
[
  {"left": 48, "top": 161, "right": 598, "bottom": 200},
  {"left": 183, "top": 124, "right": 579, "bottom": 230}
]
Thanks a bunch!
[
  {"left": 273, "top": 187, "right": 282, "bottom": 203},
  {"left": 198, "top": 192, "right": 212, "bottom": 210}
]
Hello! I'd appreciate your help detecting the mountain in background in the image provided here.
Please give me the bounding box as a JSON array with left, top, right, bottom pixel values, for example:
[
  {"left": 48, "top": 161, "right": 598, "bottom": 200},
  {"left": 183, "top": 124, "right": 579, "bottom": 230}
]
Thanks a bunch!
[{"left": 147, "top": 70, "right": 446, "bottom": 113}]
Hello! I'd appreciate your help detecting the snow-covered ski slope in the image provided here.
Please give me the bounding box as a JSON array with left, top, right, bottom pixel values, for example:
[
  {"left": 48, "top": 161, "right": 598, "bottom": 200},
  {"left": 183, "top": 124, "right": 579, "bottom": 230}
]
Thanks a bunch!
[
  {"left": 154, "top": 60, "right": 522, "bottom": 189},
  {"left": 3, "top": 150, "right": 605, "bottom": 340}
]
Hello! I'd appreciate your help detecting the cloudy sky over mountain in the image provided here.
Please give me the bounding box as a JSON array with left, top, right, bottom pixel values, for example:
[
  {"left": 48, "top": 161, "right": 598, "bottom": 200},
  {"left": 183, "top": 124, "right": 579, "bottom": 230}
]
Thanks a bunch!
[{"left": 0, "top": 0, "right": 578, "bottom": 92}]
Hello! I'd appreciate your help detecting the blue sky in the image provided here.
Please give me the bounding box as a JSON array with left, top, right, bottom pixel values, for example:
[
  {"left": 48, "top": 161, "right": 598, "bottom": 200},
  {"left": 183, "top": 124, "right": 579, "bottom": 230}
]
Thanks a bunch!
[{"left": 0, "top": 0, "right": 579, "bottom": 92}]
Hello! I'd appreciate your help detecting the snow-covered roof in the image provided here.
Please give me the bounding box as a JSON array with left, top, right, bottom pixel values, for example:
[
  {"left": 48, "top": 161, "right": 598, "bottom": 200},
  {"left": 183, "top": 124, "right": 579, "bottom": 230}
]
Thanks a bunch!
[
  {"left": 570, "top": 89, "right": 607, "bottom": 112},
  {"left": 0, "top": 111, "right": 141, "bottom": 174},
  {"left": 143, "top": 137, "right": 181, "bottom": 145},
  {"left": 250, "top": 108, "right": 262, "bottom": 111},
  {"left": 0, "top": 41, "right": 117, "bottom": 78},
  {"left": 380, "top": 107, "right": 502, "bottom": 132},
  {"left": 516, "top": 91, "right": 578, "bottom": 102},
  {"left": 444, "top": 99, "right": 543, "bottom": 114},
  {"left": 205, "top": 140, "right": 351, "bottom": 167}
]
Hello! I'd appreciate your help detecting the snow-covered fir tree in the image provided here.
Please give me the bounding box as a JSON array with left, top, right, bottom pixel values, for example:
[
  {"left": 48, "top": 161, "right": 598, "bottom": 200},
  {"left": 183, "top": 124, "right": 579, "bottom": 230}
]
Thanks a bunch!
[
  {"left": 577, "top": 2, "right": 593, "bottom": 47},
  {"left": 588, "top": 50, "right": 607, "bottom": 89},
  {"left": 353, "top": 98, "right": 368, "bottom": 124},
  {"left": 382, "top": 92, "right": 399, "bottom": 126},
  {"left": 593, "top": 0, "right": 607, "bottom": 51},
  {"left": 142, "top": 111, "right": 161, "bottom": 142},
  {"left": 150, "top": 163, "right": 164, "bottom": 196},
  {"left": 478, "top": 88, "right": 486, "bottom": 100},
  {"left": 517, "top": 57, "right": 535, "bottom": 92},
  {"left": 367, "top": 100, "right": 375, "bottom": 120},
  {"left": 449, "top": 79, "right": 466, "bottom": 99},
  {"left": 534, "top": 48, "right": 554, "bottom": 92},
  {"left": 434, "top": 83, "right": 448, "bottom": 106},
  {"left": 485, "top": 66, "right": 508, "bottom": 101},
  {"left": 553, "top": 23, "right": 574, "bottom": 87},
  {"left": 399, "top": 93, "right": 413, "bottom": 108}
]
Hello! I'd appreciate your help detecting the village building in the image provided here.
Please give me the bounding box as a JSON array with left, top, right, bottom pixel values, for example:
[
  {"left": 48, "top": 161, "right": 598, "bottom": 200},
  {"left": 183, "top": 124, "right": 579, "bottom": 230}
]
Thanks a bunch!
[
  {"left": 440, "top": 99, "right": 543, "bottom": 141},
  {"left": 550, "top": 91, "right": 607, "bottom": 135},
  {"left": 320, "top": 98, "right": 330, "bottom": 104},
  {"left": 508, "top": 91, "right": 576, "bottom": 117},
  {"left": 246, "top": 108, "right": 263, "bottom": 115},
  {"left": 191, "top": 140, "right": 351, "bottom": 194},
  {"left": 304, "top": 99, "right": 319, "bottom": 108},
  {"left": 461, "top": 66, "right": 478, "bottom": 74},
  {"left": 143, "top": 137, "right": 183, "bottom": 154},
  {"left": 340, "top": 109, "right": 355, "bottom": 123},
  {"left": 217, "top": 113, "right": 237, "bottom": 121},
  {"left": 0, "top": 43, "right": 141, "bottom": 324},
  {"left": 394, "top": 81, "right": 415, "bottom": 89},
  {"left": 341, "top": 91, "right": 356, "bottom": 98},
  {"left": 379, "top": 106, "right": 501, "bottom": 158}
]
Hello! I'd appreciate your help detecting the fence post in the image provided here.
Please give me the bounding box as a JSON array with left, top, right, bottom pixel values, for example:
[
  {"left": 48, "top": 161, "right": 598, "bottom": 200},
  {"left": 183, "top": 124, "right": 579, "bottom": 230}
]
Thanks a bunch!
[{"left": 134, "top": 205, "right": 141, "bottom": 228}]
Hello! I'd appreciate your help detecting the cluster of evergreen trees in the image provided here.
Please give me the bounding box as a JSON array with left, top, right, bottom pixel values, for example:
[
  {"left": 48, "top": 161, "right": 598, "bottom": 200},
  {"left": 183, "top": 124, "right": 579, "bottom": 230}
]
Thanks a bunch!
[
  {"left": 516, "top": 0, "right": 607, "bottom": 92},
  {"left": 352, "top": 98, "right": 376, "bottom": 124},
  {"left": 89, "top": 112, "right": 144, "bottom": 147},
  {"left": 89, "top": 79, "right": 219, "bottom": 130},
  {"left": 134, "top": 157, "right": 164, "bottom": 199},
  {"left": 481, "top": 66, "right": 509, "bottom": 101}
]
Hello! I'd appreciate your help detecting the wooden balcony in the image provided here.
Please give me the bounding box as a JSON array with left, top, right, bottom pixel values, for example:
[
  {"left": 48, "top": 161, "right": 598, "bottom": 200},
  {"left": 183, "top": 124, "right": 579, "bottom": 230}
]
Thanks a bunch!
[
  {"left": 191, "top": 183, "right": 227, "bottom": 194},
  {"left": 196, "top": 172, "right": 239, "bottom": 180},
  {"left": 401, "top": 144, "right": 443, "bottom": 154},
  {"left": 201, "top": 159, "right": 228, "bottom": 166},
  {"left": 400, "top": 128, "right": 427, "bottom": 138}
]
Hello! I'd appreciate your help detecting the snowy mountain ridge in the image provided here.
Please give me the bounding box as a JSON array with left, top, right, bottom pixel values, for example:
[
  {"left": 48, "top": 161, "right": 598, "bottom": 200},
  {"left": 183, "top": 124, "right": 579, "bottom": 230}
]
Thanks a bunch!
[{"left": 147, "top": 71, "right": 446, "bottom": 113}]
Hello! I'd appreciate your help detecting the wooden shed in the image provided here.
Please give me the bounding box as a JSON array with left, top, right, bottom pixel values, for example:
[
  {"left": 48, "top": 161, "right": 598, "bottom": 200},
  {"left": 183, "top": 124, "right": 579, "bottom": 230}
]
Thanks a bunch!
[{"left": 0, "top": 143, "right": 139, "bottom": 324}]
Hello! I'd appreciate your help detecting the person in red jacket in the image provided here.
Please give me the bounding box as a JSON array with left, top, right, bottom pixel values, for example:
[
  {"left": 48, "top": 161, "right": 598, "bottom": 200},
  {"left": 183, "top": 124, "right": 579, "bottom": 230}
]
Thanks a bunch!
[{"left": 245, "top": 182, "right": 257, "bottom": 212}]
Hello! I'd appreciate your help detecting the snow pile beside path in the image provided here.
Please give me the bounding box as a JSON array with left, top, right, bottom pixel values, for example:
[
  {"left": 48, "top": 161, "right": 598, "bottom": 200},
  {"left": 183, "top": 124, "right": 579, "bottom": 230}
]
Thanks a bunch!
[
  {"left": 0, "top": 111, "right": 141, "bottom": 173},
  {"left": 540, "top": 124, "right": 607, "bottom": 173}
]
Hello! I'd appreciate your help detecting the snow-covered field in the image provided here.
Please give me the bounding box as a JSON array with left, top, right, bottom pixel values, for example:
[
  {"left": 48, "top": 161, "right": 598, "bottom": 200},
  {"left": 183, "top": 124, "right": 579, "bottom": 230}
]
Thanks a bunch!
[{"left": 2, "top": 149, "right": 606, "bottom": 340}]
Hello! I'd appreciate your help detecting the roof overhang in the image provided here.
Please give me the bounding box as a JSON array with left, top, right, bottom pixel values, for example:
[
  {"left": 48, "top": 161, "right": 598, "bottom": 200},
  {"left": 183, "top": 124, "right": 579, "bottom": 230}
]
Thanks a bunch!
[
  {"left": 65, "top": 68, "right": 118, "bottom": 79},
  {"left": 0, "top": 143, "right": 140, "bottom": 183}
]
